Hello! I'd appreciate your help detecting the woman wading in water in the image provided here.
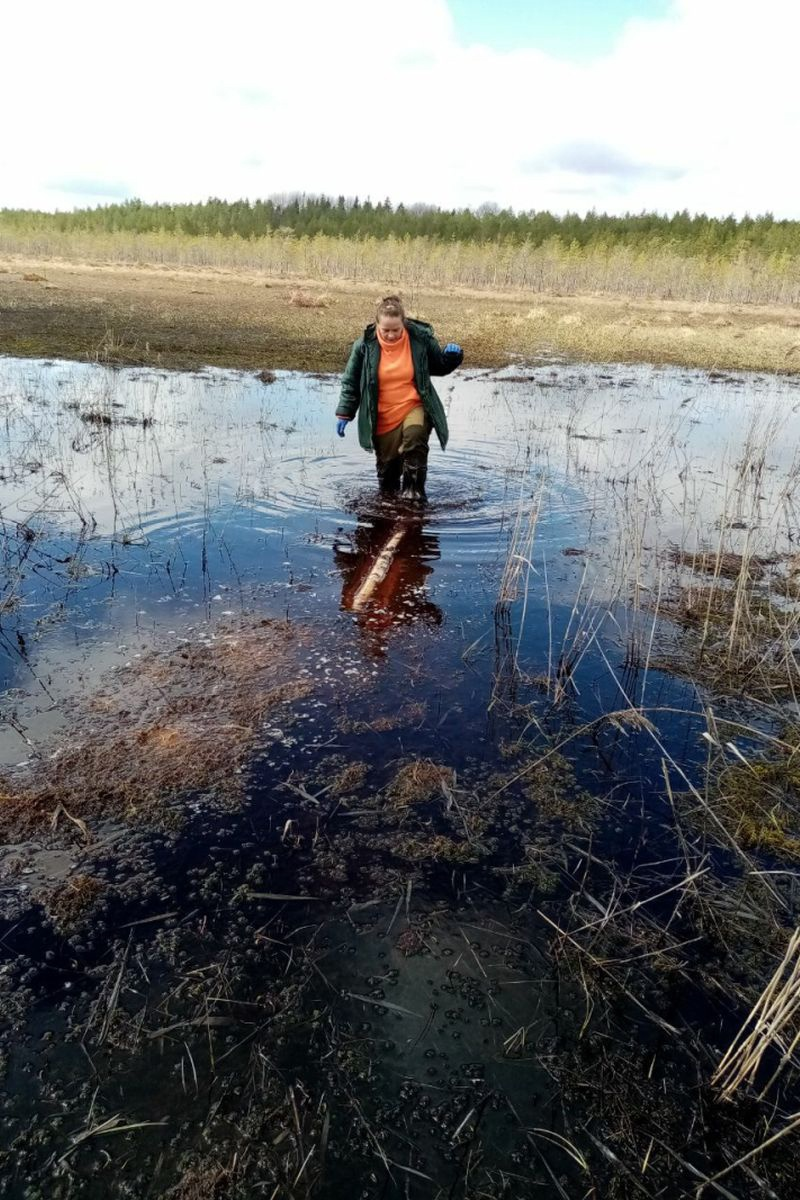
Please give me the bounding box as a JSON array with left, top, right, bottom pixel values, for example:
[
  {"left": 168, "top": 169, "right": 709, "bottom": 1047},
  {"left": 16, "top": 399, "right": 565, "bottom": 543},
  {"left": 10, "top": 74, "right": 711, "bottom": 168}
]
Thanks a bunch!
[{"left": 335, "top": 296, "right": 463, "bottom": 501}]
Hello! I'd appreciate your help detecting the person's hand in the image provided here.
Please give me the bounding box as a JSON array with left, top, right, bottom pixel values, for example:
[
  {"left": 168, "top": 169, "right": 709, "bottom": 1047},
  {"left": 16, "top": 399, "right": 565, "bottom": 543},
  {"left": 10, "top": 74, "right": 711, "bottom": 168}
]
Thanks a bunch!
[
  {"left": 336, "top": 418, "right": 349, "bottom": 437},
  {"left": 444, "top": 343, "right": 462, "bottom": 355}
]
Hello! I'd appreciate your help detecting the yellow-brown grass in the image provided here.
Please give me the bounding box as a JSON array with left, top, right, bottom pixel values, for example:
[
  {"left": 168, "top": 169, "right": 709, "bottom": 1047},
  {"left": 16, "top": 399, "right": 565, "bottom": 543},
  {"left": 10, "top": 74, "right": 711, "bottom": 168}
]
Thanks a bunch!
[{"left": 2, "top": 257, "right": 799, "bottom": 374}]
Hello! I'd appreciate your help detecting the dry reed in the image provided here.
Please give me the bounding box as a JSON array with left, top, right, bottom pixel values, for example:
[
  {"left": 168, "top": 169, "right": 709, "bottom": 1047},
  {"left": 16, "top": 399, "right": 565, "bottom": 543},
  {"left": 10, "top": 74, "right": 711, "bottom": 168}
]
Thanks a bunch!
[{"left": 713, "top": 927, "right": 800, "bottom": 1101}]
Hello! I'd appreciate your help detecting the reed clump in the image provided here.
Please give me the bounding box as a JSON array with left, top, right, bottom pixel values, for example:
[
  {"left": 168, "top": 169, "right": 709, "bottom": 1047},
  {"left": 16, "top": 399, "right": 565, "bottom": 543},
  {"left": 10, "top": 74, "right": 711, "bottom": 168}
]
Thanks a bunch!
[{"left": 4, "top": 220, "right": 800, "bottom": 305}]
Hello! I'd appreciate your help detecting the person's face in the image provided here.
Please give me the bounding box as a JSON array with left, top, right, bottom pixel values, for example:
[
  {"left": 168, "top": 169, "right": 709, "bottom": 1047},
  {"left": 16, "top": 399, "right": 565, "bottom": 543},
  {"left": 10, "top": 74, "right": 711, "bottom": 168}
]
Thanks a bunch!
[{"left": 378, "top": 315, "right": 404, "bottom": 343}]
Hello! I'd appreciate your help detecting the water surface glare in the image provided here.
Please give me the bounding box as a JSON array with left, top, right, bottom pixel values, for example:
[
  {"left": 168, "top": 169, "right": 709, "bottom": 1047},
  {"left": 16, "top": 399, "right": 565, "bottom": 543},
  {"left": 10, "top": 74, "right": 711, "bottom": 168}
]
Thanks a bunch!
[{"left": 1, "top": 357, "right": 798, "bottom": 762}]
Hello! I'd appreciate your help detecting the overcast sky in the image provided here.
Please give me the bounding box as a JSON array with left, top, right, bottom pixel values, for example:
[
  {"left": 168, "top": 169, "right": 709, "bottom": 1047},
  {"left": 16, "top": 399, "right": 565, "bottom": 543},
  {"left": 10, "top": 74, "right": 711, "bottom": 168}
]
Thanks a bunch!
[{"left": 2, "top": 0, "right": 798, "bottom": 218}]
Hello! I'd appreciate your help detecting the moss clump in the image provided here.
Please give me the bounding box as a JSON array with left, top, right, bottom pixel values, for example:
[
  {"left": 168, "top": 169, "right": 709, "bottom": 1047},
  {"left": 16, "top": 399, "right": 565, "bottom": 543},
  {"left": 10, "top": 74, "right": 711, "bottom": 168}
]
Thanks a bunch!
[
  {"left": 506, "top": 859, "right": 560, "bottom": 895},
  {"left": 336, "top": 701, "right": 427, "bottom": 734},
  {"left": 0, "top": 616, "right": 313, "bottom": 836},
  {"left": 718, "top": 758, "right": 800, "bottom": 859},
  {"left": 395, "top": 927, "right": 425, "bottom": 956},
  {"left": 388, "top": 759, "right": 455, "bottom": 807},
  {"left": 517, "top": 753, "right": 597, "bottom": 828},
  {"left": 395, "top": 834, "right": 481, "bottom": 864}
]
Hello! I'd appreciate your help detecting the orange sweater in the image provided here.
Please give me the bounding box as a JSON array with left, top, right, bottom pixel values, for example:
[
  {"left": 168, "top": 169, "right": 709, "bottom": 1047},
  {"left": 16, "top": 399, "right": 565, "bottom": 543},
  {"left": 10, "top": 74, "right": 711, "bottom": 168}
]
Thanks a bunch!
[{"left": 375, "top": 326, "right": 422, "bottom": 434}]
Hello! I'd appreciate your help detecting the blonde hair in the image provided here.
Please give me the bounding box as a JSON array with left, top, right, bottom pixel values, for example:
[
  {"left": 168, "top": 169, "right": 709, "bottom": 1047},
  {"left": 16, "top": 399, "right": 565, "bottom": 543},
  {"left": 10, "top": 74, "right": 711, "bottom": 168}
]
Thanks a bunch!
[{"left": 375, "top": 295, "right": 406, "bottom": 323}]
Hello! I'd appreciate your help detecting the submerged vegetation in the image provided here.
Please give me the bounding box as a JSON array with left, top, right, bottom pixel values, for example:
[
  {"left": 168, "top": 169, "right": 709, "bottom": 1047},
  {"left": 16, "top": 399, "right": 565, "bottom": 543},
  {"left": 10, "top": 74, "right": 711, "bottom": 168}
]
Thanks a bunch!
[
  {"left": 2, "top": 357, "right": 800, "bottom": 1195},
  {"left": 0, "top": 618, "right": 313, "bottom": 835}
]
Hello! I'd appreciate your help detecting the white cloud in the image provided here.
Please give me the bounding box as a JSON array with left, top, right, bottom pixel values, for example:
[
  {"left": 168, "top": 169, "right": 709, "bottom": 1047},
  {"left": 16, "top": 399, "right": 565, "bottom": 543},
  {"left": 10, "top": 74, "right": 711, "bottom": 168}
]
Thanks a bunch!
[{"left": 1, "top": 0, "right": 798, "bottom": 217}]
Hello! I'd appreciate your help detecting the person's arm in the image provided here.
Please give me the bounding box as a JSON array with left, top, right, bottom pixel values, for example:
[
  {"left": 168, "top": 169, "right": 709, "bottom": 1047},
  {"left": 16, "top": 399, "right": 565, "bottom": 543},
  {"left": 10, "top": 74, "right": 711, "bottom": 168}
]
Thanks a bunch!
[
  {"left": 427, "top": 334, "right": 463, "bottom": 377},
  {"left": 336, "top": 338, "right": 364, "bottom": 421}
]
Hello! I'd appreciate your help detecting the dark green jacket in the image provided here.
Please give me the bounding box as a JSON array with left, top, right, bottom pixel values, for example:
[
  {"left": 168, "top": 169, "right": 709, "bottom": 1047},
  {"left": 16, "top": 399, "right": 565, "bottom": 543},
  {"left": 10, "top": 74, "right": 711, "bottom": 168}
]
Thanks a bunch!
[{"left": 336, "top": 319, "right": 463, "bottom": 453}]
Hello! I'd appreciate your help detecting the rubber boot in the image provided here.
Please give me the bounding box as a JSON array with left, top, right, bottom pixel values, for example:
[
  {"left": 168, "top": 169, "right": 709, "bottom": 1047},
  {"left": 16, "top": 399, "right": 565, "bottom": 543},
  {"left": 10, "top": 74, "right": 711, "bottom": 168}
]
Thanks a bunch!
[
  {"left": 400, "top": 423, "right": 430, "bottom": 502},
  {"left": 401, "top": 461, "right": 427, "bottom": 502},
  {"left": 376, "top": 457, "right": 402, "bottom": 493}
]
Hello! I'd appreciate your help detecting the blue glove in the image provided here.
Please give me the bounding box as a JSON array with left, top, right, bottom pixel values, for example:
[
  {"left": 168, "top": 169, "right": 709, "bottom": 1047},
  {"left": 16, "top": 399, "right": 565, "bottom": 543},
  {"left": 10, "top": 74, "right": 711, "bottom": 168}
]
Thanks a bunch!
[
  {"left": 336, "top": 418, "right": 349, "bottom": 437},
  {"left": 444, "top": 343, "right": 462, "bottom": 356}
]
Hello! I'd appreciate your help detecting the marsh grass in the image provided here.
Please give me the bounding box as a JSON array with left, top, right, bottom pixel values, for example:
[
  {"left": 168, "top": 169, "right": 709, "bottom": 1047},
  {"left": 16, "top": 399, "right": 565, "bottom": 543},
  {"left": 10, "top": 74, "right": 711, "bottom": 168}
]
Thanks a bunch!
[
  {"left": 4, "top": 355, "right": 800, "bottom": 1194},
  {"left": 484, "top": 366, "right": 800, "bottom": 1186},
  {"left": 654, "top": 579, "right": 800, "bottom": 702}
]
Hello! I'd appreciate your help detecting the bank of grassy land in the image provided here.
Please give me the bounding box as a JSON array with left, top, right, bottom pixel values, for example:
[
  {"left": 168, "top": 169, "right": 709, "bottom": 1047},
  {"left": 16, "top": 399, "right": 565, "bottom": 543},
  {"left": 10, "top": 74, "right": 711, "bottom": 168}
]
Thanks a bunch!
[{"left": 1, "top": 198, "right": 799, "bottom": 373}]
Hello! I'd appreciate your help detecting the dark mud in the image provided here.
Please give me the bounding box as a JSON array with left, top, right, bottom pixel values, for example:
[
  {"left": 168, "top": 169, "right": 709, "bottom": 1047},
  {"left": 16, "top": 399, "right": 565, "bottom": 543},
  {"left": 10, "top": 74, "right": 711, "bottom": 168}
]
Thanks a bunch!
[{"left": 2, "top": 358, "right": 800, "bottom": 1197}]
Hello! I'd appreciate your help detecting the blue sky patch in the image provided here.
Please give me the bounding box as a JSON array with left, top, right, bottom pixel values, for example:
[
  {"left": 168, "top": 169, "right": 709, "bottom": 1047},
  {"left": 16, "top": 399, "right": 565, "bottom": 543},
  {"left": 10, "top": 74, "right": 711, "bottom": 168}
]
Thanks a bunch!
[{"left": 448, "top": 0, "right": 670, "bottom": 59}]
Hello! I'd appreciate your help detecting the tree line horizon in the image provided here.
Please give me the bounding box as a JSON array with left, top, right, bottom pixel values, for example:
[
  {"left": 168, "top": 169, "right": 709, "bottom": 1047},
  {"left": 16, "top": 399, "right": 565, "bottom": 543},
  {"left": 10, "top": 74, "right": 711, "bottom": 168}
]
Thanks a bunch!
[{"left": 2, "top": 194, "right": 799, "bottom": 259}]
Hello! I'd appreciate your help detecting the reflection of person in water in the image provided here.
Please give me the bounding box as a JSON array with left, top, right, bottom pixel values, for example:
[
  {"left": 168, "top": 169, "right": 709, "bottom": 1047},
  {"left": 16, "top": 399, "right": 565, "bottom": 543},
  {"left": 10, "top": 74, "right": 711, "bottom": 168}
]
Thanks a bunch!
[
  {"left": 334, "top": 513, "right": 442, "bottom": 657},
  {"left": 335, "top": 295, "right": 463, "bottom": 501}
]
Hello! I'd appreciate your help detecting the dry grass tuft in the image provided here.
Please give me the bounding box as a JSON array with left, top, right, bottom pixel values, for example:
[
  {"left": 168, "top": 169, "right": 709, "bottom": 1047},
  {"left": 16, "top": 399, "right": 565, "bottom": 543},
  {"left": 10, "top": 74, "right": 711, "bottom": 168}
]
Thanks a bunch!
[
  {"left": 166, "top": 1164, "right": 232, "bottom": 1200},
  {"left": 329, "top": 761, "right": 369, "bottom": 796},
  {"left": 289, "top": 289, "right": 330, "bottom": 309},
  {"left": 41, "top": 874, "right": 104, "bottom": 931}
]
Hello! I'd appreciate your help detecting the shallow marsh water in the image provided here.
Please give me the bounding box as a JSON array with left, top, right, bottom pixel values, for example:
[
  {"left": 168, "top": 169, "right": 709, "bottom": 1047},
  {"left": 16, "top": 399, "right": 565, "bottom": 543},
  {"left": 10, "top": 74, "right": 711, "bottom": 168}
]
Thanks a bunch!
[{"left": 1, "top": 357, "right": 800, "bottom": 1197}]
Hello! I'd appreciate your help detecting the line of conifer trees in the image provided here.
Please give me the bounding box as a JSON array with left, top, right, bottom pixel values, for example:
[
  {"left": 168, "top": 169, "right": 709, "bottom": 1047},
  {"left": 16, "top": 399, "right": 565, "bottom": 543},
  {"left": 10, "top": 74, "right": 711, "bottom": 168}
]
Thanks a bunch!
[{"left": 2, "top": 195, "right": 798, "bottom": 258}]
